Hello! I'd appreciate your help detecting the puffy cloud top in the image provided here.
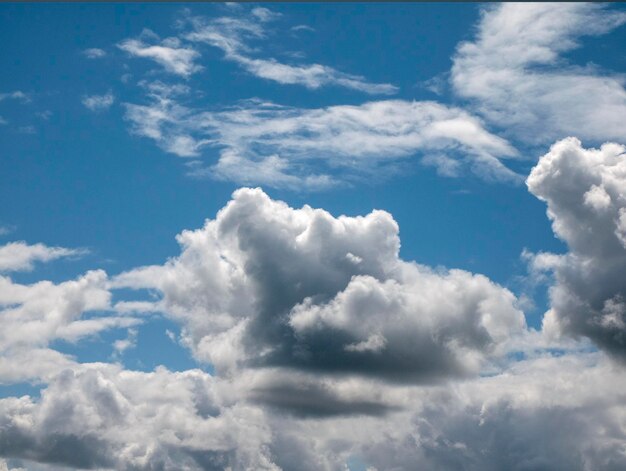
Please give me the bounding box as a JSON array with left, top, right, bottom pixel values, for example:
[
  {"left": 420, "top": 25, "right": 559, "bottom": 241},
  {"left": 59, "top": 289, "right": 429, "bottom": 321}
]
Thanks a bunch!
[
  {"left": 115, "top": 188, "right": 525, "bottom": 381},
  {"left": 527, "top": 137, "right": 626, "bottom": 356}
]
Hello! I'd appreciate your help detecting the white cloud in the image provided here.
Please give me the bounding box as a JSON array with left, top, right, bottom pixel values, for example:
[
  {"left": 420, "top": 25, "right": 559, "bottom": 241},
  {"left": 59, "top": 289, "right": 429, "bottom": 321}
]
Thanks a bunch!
[
  {"left": 184, "top": 10, "right": 398, "bottom": 94},
  {"left": 0, "top": 241, "right": 86, "bottom": 272},
  {"left": 1, "top": 349, "right": 625, "bottom": 470},
  {"left": 114, "top": 188, "right": 525, "bottom": 379},
  {"left": 118, "top": 33, "right": 202, "bottom": 77},
  {"left": 0, "top": 364, "right": 278, "bottom": 470},
  {"left": 1, "top": 271, "right": 116, "bottom": 349},
  {"left": 82, "top": 92, "right": 115, "bottom": 111},
  {"left": 0, "top": 191, "right": 625, "bottom": 470},
  {"left": 124, "top": 96, "right": 521, "bottom": 187},
  {"left": 82, "top": 48, "right": 106, "bottom": 59},
  {"left": 527, "top": 137, "right": 626, "bottom": 357},
  {"left": 452, "top": 3, "right": 626, "bottom": 143}
]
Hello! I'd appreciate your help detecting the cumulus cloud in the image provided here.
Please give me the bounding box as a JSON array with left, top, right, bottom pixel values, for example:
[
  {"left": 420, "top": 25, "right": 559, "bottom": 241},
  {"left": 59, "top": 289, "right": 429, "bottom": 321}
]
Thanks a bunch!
[
  {"left": 118, "top": 31, "right": 202, "bottom": 77},
  {"left": 0, "top": 364, "right": 277, "bottom": 470},
  {"left": 183, "top": 9, "right": 397, "bottom": 94},
  {"left": 114, "top": 188, "right": 526, "bottom": 382},
  {"left": 452, "top": 3, "right": 626, "bottom": 143},
  {"left": 2, "top": 351, "right": 625, "bottom": 470},
  {"left": 527, "top": 137, "right": 626, "bottom": 357},
  {"left": 82, "top": 92, "right": 115, "bottom": 111},
  {"left": 124, "top": 96, "right": 521, "bottom": 187},
  {"left": 0, "top": 241, "right": 86, "bottom": 272},
  {"left": 1, "top": 190, "right": 625, "bottom": 470}
]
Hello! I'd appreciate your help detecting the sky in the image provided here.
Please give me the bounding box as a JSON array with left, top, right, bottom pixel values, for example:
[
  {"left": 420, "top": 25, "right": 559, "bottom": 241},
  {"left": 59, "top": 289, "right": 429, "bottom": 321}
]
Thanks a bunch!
[{"left": 1, "top": 2, "right": 626, "bottom": 470}]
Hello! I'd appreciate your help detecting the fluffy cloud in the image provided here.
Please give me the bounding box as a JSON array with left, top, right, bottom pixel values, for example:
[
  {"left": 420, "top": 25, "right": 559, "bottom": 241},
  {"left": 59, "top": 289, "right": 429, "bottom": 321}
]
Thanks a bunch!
[
  {"left": 452, "top": 3, "right": 626, "bottom": 143},
  {"left": 114, "top": 188, "right": 525, "bottom": 382},
  {"left": 0, "top": 364, "right": 277, "bottom": 470},
  {"left": 81, "top": 92, "right": 115, "bottom": 112},
  {"left": 1, "top": 189, "right": 626, "bottom": 470},
  {"left": 118, "top": 31, "right": 202, "bottom": 77},
  {"left": 184, "top": 10, "right": 397, "bottom": 94},
  {"left": 0, "top": 241, "right": 85, "bottom": 272},
  {"left": 2, "top": 352, "right": 624, "bottom": 470},
  {"left": 124, "top": 96, "right": 521, "bottom": 187},
  {"left": 0, "top": 269, "right": 139, "bottom": 383},
  {"left": 527, "top": 137, "right": 626, "bottom": 357}
]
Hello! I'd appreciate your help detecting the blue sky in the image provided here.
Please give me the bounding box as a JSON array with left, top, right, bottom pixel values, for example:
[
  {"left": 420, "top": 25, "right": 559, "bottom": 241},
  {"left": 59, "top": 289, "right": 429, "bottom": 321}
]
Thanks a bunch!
[{"left": 1, "top": 3, "right": 626, "bottom": 470}]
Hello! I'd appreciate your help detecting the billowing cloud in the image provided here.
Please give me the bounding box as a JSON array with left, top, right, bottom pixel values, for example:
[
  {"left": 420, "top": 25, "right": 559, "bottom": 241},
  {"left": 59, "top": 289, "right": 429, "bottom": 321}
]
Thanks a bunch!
[
  {"left": 1, "top": 351, "right": 625, "bottom": 470},
  {"left": 118, "top": 31, "right": 202, "bottom": 77},
  {"left": 527, "top": 137, "right": 626, "bottom": 357},
  {"left": 452, "top": 3, "right": 626, "bottom": 143},
  {"left": 114, "top": 188, "right": 526, "bottom": 381},
  {"left": 1, "top": 188, "right": 625, "bottom": 470},
  {"left": 124, "top": 95, "right": 521, "bottom": 187},
  {"left": 0, "top": 241, "right": 86, "bottom": 272},
  {"left": 0, "top": 364, "right": 278, "bottom": 470},
  {"left": 183, "top": 10, "right": 398, "bottom": 94}
]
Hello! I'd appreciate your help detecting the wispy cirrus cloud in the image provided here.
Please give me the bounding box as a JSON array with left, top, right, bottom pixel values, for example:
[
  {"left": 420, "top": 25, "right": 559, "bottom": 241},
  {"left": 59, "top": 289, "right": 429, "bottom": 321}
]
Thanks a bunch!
[
  {"left": 183, "top": 9, "right": 398, "bottom": 95},
  {"left": 124, "top": 93, "right": 521, "bottom": 188}
]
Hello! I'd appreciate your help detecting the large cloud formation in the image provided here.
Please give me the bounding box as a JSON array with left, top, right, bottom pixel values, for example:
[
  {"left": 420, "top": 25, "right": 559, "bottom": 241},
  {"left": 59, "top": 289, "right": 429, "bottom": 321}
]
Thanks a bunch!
[
  {"left": 1, "top": 188, "right": 626, "bottom": 470},
  {"left": 114, "top": 188, "right": 526, "bottom": 382},
  {"left": 528, "top": 138, "right": 626, "bottom": 357}
]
